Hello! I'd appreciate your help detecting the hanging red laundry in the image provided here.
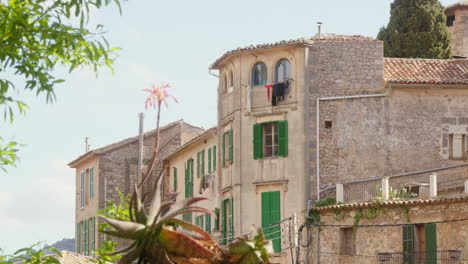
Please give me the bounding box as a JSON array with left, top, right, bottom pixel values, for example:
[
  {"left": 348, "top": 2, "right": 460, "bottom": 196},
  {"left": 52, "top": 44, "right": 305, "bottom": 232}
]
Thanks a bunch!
[{"left": 265, "top": 84, "right": 273, "bottom": 102}]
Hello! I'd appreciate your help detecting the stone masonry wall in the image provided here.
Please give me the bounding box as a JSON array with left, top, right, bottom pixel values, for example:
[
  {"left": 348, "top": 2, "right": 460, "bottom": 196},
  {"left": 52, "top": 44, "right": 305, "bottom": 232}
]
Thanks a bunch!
[
  {"left": 312, "top": 201, "right": 468, "bottom": 264},
  {"left": 448, "top": 8, "right": 468, "bottom": 57},
  {"left": 305, "top": 39, "right": 384, "bottom": 199}
]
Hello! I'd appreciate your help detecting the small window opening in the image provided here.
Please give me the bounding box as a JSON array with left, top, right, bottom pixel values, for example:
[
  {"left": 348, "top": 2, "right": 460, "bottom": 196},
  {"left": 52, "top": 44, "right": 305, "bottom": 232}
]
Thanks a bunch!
[
  {"left": 325, "top": 121, "right": 332, "bottom": 129},
  {"left": 340, "top": 228, "right": 355, "bottom": 255},
  {"left": 447, "top": 15, "right": 455, "bottom": 27}
]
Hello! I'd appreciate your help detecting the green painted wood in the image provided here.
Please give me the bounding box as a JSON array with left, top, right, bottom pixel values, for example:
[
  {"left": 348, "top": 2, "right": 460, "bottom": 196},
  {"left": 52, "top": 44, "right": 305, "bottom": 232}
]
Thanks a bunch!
[
  {"left": 278, "top": 121, "right": 288, "bottom": 157},
  {"left": 403, "top": 225, "right": 414, "bottom": 264},
  {"left": 228, "top": 129, "right": 233, "bottom": 163},
  {"left": 213, "top": 146, "right": 217, "bottom": 170},
  {"left": 208, "top": 148, "right": 212, "bottom": 172},
  {"left": 77, "top": 222, "right": 81, "bottom": 253},
  {"left": 205, "top": 213, "right": 211, "bottom": 234},
  {"left": 425, "top": 223, "right": 437, "bottom": 264},
  {"left": 202, "top": 149, "right": 205, "bottom": 176},
  {"left": 228, "top": 197, "right": 234, "bottom": 242},
  {"left": 214, "top": 208, "right": 220, "bottom": 231},
  {"left": 262, "top": 191, "right": 281, "bottom": 252},
  {"left": 89, "top": 168, "right": 94, "bottom": 198},
  {"left": 221, "top": 199, "right": 227, "bottom": 245},
  {"left": 253, "top": 123, "right": 263, "bottom": 159},
  {"left": 222, "top": 133, "right": 226, "bottom": 168},
  {"left": 173, "top": 167, "right": 177, "bottom": 191}
]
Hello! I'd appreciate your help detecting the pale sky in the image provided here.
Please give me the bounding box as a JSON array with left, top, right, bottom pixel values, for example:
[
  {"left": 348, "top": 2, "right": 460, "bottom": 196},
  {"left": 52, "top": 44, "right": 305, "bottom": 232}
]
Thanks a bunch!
[{"left": 0, "top": 0, "right": 457, "bottom": 253}]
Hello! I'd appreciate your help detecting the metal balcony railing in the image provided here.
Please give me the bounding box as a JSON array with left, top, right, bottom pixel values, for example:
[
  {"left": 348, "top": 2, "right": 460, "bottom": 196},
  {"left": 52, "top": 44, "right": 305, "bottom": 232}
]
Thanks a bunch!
[{"left": 377, "top": 250, "right": 462, "bottom": 264}]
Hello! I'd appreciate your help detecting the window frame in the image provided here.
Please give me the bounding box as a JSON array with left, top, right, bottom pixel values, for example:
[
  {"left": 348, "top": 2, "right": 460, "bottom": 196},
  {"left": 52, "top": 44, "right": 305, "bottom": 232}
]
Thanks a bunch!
[
  {"left": 275, "top": 58, "right": 291, "bottom": 83},
  {"left": 253, "top": 121, "right": 288, "bottom": 159},
  {"left": 252, "top": 62, "right": 267, "bottom": 86},
  {"left": 340, "top": 228, "right": 355, "bottom": 256},
  {"left": 80, "top": 171, "right": 85, "bottom": 209},
  {"left": 263, "top": 122, "right": 279, "bottom": 158}
]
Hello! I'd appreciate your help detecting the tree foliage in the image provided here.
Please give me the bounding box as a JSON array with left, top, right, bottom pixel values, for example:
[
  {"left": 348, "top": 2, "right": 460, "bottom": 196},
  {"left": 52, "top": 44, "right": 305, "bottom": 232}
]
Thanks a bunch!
[
  {"left": 0, "top": 0, "right": 124, "bottom": 170},
  {"left": 377, "top": 0, "right": 453, "bottom": 59}
]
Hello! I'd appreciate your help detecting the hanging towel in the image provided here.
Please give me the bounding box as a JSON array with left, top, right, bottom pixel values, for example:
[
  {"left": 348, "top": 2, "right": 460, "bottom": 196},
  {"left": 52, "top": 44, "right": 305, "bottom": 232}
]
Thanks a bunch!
[{"left": 265, "top": 84, "right": 273, "bottom": 101}]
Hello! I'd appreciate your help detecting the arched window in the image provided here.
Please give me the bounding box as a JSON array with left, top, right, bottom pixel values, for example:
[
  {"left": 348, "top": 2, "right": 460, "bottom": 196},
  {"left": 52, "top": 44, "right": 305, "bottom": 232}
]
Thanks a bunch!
[
  {"left": 275, "top": 59, "right": 291, "bottom": 83},
  {"left": 252, "top": 62, "right": 267, "bottom": 86},
  {"left": 229, "top": 70, "right": 234, "bottom": 87},
  {"left": 223, "top": 74, "right": 228, "bottom": 93}
]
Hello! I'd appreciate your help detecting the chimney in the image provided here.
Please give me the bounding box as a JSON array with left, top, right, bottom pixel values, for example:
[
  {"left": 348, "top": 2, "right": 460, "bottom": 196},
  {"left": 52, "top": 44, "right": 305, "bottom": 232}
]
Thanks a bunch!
[{"left": 317, "top": 22, "right": 323, "bottom": 38}]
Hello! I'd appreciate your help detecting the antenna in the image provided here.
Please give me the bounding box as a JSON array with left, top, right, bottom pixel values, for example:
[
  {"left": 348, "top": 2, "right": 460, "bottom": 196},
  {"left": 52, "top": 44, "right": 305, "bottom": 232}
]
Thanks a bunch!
[{"left": 317, "top": 22, "right": 323, "bottom": 38}]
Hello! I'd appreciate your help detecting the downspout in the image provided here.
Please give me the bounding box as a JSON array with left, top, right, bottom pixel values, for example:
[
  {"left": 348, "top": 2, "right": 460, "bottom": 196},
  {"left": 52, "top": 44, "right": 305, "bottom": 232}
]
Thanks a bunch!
[{"left": 315, "top": 85, "right": 393, "bottom": 200}]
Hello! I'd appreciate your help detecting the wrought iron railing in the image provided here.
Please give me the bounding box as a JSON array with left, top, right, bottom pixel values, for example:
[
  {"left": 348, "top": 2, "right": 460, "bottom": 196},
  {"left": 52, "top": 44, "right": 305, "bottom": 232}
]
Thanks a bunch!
[{"left": 377, "top": 250, "right": 462, "bottom": 264}]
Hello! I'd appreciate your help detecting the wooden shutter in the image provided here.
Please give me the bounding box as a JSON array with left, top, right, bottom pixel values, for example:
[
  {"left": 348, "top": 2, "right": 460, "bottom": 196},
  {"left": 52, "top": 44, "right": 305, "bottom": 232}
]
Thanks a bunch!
[
  {"left": 261, "top": 191, "right": 281, "bottom": 252},
  {"left": 222, "top": 133, "right": 226, "bottom": 168},
  {"left": 403, "top": 225, "right": 415, "bottom": 264},
  {"left": 80, "top": 172, "right": 84, "bottom": 208},
  {"left": 92, "top": 217, "right": 95, "bottom": 255},
  {"left": 228, "top": 197, "right": 234, "bottom": 242},
  {"left": 190, "top": 159, "right": 194, "bottom": 197},
  {"left": 221, "top": 199, "right": 227, "bottom": 245},
  {"left": 228, "top": 129, "right": 233, "bottom": 164},
  {"left": 173, "top": 167, "right": 177, "bottom": 191},
  {"left": 425, "top": 223, "right": 437, "bottom": 264},
  {"left": 197, "top": 152, "right": 200, "bottom": 178},
  {"left": 253, "top": 123, "right": 263, "bottom": 159},
  {"left": 202, "top": 149, "right": 205, "bottom": 176},
  {"left": 185, "top": 163, "right": 189, "bottom": 198},
  {"left": 89, "top": 168, "right": 94, "bottom": 198},
  {"left": 213, "top": 146, "right": 217, "bottom": 169},
  {"left": 205, "top": 213, "right": 211, "bottom": 234},
  {"left": 208, "top": 148, "right": 212, "bottom": 172},
  {"left": 278, "top": 121, "right": 288, "bottom": 157},
  {"left": 214, "top": 208, "right": 220, "bottom": 231},
  {"left": 84, "top": 219, "right": 88, "bottom": 255},
  {"left": 77, "top": 222, "right": 81, "bottom": 253},
  {"left": 195, "top": 215, "right": 200, "bottom": 226}
]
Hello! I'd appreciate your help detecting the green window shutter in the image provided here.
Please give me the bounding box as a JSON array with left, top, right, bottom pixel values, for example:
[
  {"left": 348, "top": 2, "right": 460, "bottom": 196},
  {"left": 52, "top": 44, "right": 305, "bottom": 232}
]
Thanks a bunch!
[
  {"left": 197, "top": 152, "right": 200, "bottom": 178},
  {"left": 208, "top": 148, "right": 212, "bottom": 173},
  {"left": 253, "top": 124, "right": 263, "bottom": 159},
  {"left": 228, "top": 129, "right": 233, "bottom": 164},
  {"left": 89, "top": 168, "right": 94, "bottom": 198},
  {"left": 221, "top": 199, "right": 227, "bottom": 245},
  {"left": 278, "top": 121, "right": 288, "bottom": 157},
  {"left": 213, "top": 146, "right": 217, "bottom": 170},
  {"left": 202, "top": 149, "right": 205, "bottom": 176},
  {"left": 403, "top": 225, "right": 414, "bottom": 264},
  {"left": 92, "top": 217, "right": 95, "bottom": 255},
  {"left": 185, "top": 163, "right": 189, "bottom": 198},
  {"left": 228, "top": 197, "right": 234, "bottom": 242},
  {"left": 77, "top": 222, "right": 81, "bottom": 253},
  {"left": 214, "top": 208, "right": 220, "bottom": 231},
  {"left": 173, "top": 167, "right": 177, "bottom": 191},
  {"left": 261, "top": 191, "right": 281, "bottom": 252},
  {"left": 425, "top": 223, "right": 437, "bottom": 264},
  {"left": 195, "top": 215, "right": 200, "bottom": 226},
  {"left": 84, "top": 219, "right": 88, "bottom": 255},
  {"left": 189, "top": 159, "right": 194, "bottom": 197},
  {"left": 205, "top": 213, "right": 211, "bottom": 234},
  {"left": 222, "top": 133, "right": 226, "bottom": 168}
]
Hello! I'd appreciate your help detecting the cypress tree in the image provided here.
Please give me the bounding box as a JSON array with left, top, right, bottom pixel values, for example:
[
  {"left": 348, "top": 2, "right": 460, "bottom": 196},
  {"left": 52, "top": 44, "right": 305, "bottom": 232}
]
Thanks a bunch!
[{"left": 377, "top": 0, "right": 453, "bottom": 59}]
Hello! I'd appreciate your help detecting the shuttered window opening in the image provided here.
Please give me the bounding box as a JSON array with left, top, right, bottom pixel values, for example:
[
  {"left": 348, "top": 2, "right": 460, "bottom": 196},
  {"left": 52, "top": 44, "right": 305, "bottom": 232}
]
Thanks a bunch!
[
  {"left": 183, "top": 212, "right": 192, "bottom": 223},
  {"left": 213, "top": 146, "right": 217, "bottom": 170},
  {"left": 222, "top": 130, "right": 233, "bottom": 167},
  {"left": 185, "top": 159, "right": 194, "bottom": 198},
  {"left": 173, "top": 167, "right": 178, "bottom": 191},
  {"left": 253, "top": 121, "right": 288, "bottom": 159},
  {"left": 89, "top": 167, "right": 94, "bottom": 199},
  {"left": 403, "top": 223, "right": 437, "bottom": 264},
  {"left": 214, "top": 208, "right": 220, "bottom": 231},
  {"left": 91, "top": 217, "right": 95, "bottom": 256},
  {"left": 261, "top": 191, "right": 281, "bottom": 252},
  {"left": 340, "top": 228, "right": 355, "bottom": 255},
  {"left": 221, "top": 197, "right": 234, "bottom": 245},
  {"left": 76, "top": 222, "right": 81, "bottom": 253},
  {"left": 80, "top": 171, "right": 85, "bottom": 208},
  {"left": 208, "top": 148, "right": 212, "bottom": 173},
  {"left": 205, "top": 213, "right": 211, "bottom": 234}
]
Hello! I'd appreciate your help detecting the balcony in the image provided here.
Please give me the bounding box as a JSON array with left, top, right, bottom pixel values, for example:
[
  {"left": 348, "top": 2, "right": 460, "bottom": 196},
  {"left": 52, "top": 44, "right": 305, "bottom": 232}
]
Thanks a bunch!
[{"left": 377, "top": 250, "right": 462, "bottom": 264}]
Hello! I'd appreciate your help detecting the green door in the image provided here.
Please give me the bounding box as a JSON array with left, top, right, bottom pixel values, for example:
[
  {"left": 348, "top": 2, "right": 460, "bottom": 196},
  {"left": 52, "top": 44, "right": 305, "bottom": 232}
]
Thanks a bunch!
[
  {"left": 261, "top": 191, "right": 281, "bottom": 252},
  {"left": 425, "top": 223, "right": 437, "bottom": 264}
]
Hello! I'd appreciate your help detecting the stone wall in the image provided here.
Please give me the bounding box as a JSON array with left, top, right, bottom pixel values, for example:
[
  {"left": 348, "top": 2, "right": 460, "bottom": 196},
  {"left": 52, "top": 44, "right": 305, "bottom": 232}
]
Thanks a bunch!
[
  {"left": 447, "top": 8, "right": 468, "bottom": 57},
  {"left": 311, "top": 200, "right": 468, "bottom": 264},
  {"left": 305, "top": 39, "right": 384, "bottom": 199}
]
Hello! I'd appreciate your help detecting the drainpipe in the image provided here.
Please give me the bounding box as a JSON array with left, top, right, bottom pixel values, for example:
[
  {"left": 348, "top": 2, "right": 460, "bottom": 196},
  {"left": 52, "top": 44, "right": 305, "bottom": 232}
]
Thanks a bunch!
[
  {"left": 315, "top": 85, "right": 393, "bottom": 200},
  {"left": 137, "top": 113, "right": 145, "bottom": 185}
]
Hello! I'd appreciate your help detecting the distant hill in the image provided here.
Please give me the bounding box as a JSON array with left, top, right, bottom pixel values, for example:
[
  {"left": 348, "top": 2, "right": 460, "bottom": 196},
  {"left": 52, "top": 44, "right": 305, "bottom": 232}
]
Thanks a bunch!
[{"left": 44, "top": 238, "right": 75, "bottom": 253}]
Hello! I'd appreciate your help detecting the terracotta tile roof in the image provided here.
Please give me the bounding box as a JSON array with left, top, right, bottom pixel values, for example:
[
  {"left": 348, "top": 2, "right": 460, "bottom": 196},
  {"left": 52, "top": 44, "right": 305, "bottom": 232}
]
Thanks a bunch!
[
  {"left": 68, "top": 120, "right": 203, "bottom": 167},
  {"left": 164, "top": 126, "right": 217, "bottom": 161},
  {"left": 17, "top": 251, "right": 98, "bottom": 264},
  {"left": 444, "top": 0, "right": 468, "bottom": 13},
  {"left": 384, "top": 58, "right": 468, "bottom": 85},
  {"left": 315, "top": 194, "right": 468, "bottom": 213},
  {"left": 209, "top": 33, "right": 378, "bottom": 69}
]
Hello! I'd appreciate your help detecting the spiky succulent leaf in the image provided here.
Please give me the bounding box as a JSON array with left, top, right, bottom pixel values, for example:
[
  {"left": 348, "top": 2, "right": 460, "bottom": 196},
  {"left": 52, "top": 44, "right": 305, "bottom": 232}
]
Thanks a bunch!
[
  {"left": 101, "top": 216, "right": 146, "bottom": 240},
  {"left": 133, "top": 184, "right": 148, "bottom": 224},
  {"left": 158, "top": 226, "right": 216, "bottom": 259},
  {"left": 117, "top": 245, "right": 141, "bottom": 264},
  {"left": 164, "top": 218, "right": 214, "bottom": 241},
  {"left": 146, "top": 173, "right": 164, "bottom": 225},
  {"left": 159, "top": 206, "right": 215, "bottom": 224},
  {"left": 159, "top": 197, "right": 208, "bottom": 219}
]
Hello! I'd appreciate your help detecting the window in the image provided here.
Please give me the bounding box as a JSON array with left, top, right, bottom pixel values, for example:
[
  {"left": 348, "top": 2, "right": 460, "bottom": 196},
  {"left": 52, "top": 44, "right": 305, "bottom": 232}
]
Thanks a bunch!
[
  {"left": 275, "top": 58, "right": 291, "bottom": 83},
  {"left": 223, "top": 74, "right": 228, "bottom": 93},
  {"left": 325, "top": 121, "right": 332, "bottom": 129},
  {"left": 84, "top": 219, "right": 88, "bottom": 255},
  {"left": 222, "top": 130, "right": 233, "bottom": 167},
  {"left": 253, "top": 121, "right": 288, "bottom": 159},
  {"left": 183, "top": 212, "right": 192, "bottom": 223},
  {"left": 89, "top": 167, "right": 94, "bottom": 199},
  {"left": 214, "top": 208, "right": 220, "bottom": 231},
  {"left": 76, "top": 222, "right": 81, "bottom": 253},
  {"left": 228, "top": 70, "right": 234, "bottom": 93},
  {"left": 447, "top": 15, "right": 455, "bottom": 27},
  {"left": 173, "top": 167, "right": 177, "bottom": 191},
  {"left": 208, "top": 145, "right": 217, "bottom": 172},
  {"left": 213, "top": 146, "right": 217, "bottom": 170},
  {"left": 340, "top": 228, "right": 355, "bottom": 255},
  {"left": 185, "top": 159, "right": 194, "bottom": 198},
  {"left": 196, "top": 214, "right": 212, "bottom": 234},
  {"left": 91, "top": 217, "right": 95, "bottom": 256},
  {"left": 261, "top": 191, "right": 281, "bottom": 252},
  {"left": 222, "top": 197, "right": 234, "bottom": 245},
  {"left": 403, "top": 224, "right": 437, "bottom": 264},
  {"left": 197, "top": 149, "right": 205, "bottom": 178},
  {"left": 252, "top": 62, "right": 267, "bottom": 86},
  {"left": 449, "top": 134, "right": 466, "bottom": 159},
  {"left": 80, "top": 171, "right": 85, "bottom": 208},
  {"left": 204, "top": 213, "right": 211, "bottom": 234}
]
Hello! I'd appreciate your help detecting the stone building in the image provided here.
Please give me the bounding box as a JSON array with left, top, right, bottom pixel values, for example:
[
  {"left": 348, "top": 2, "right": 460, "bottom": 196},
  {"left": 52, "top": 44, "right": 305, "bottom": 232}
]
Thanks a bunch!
[
  {"left": 445, "top": 1, "right": 468, "bottom": 58},
  {"left": 162, "top": 127, "right": 222, "bottom": 240},
  {"left": 311, "top": 195, "right": 468, "bottom": 264},
  {"left": 68, "top": 120, "right": 203, "bottom": 255},
  {"left": 209, "top": 32, "right": 468, "bottom": 261}
]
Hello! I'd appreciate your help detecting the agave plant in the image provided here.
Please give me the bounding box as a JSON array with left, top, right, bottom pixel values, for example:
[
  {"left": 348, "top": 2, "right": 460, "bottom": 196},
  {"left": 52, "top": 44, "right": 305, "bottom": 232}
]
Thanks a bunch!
[{"left": 100, "top": 172, "right": 220, "bottom": 264}]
